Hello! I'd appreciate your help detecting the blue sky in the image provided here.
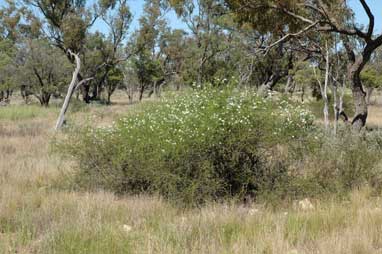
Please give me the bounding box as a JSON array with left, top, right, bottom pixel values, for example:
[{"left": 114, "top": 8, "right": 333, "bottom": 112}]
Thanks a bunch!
[
  {"left": 0, "top": 0, "right": 381, "bottom": 34},
  {"left": 90, "top": 0, "right": 187, "bottom": 34},
  {"left": 92, "top": 0, "right": 382, "bottom": 34},
  {"left": 349, "top": 0, "right": 382, "bottom": 32}
]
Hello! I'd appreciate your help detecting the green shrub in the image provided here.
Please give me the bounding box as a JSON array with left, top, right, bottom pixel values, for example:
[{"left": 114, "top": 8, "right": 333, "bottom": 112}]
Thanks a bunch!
[
  {"left": 57, "top": 86, "right": 315, "bottom": 206},
  {"left": 305, "top": 129, "right": 382, "bottom": 195}
]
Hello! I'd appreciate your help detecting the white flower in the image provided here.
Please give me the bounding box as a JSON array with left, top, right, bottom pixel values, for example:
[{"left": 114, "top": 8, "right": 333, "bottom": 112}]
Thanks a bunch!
[
  {"left": 297, "top": 198, "right": 314, "bottom": 211},
  {"left": 122, "top": 224, "right": 132, "bottom": 233},
  {"left": 248, "top": 208, "right": 259, "bottom": 216}
]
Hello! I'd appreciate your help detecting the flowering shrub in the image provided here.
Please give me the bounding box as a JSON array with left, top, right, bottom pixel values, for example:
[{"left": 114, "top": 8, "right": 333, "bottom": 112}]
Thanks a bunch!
[{"left": 59, "top": 86, "right": 316, "bottom": 206}]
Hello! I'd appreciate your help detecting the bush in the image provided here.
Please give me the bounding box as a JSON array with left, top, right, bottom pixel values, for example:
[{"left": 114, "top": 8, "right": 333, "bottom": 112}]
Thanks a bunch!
[
  {"left": 57, "top": 85, "right": 382, "bottom": 206},
  {"left": 305, "top": 129, "right": 382, "bottom": 196},
  {"left": 57, "top": 86, "right": 315, "bottom": 206}
]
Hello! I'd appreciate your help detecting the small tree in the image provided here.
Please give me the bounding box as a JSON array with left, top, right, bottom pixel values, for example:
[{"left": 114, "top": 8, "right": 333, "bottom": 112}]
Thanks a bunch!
[
  {"left": 361, "top": 65, "right": 382, "bottom": 105},
  {"left": 133, "top": 50, "right": 163, "bottom": 101},
  {"left": 293, "top": 61, "right": 316, "bottom": 102},
  {"left": 17, "top": 39, "right": 72, "bottom": 106},
  {"left": 0, "top": 39, "right": 16, "bottom": 103},
  {"left": 170, "top": 0, "right": 228, "bottom": 86}
]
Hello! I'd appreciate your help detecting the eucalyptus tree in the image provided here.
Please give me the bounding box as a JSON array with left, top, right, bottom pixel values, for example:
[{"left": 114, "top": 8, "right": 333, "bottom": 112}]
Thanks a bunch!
[
  {"left": 132, "top": 0, "right": 167, "bottom": 99},
  {"left": 159, "top": 28, "right": 187, "bottom": 90},
  {"left": 92, "top": 0, "right": 132, "bottom": 103},
  {"left": 0, "top": 1, "right": 25, "bottom": 103},
  {"left": 0, "top": 39, "right": 16, "bottom": 103},
  {"left": 16, "top": 39, "right": 72, "bottom": 106},
  {"left": 132, "top": 50, "right": 163, "bottom": 101},
  {"left": 20, "top": 0, "right": 96, "bottom": 106},
  {"left": 22, "top": 0, "right": 132, "bottom": 102},
  {"left": 225, "top": 0, "right": 382, "bottom": 129},
  {"left": 169, "top": 0, "right": 229, "bottom": 86}
]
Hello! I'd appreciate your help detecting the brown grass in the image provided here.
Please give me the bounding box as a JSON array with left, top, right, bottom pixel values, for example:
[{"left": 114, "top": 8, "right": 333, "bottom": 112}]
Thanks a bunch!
[{"left": 1, "top": 93, "right": 382, "bottom": 253}]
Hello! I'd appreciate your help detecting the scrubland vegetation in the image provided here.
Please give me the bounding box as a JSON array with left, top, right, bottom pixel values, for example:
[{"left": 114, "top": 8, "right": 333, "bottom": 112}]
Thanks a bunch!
[
  {"left": 2, "top": 92, "right": 382, "bottom": 253},
  {"left": 3, "top": 0, "right": 382, "bottom": 253},
  {"left": 56, "top": 86, "right": 382, "bottom": 208}
]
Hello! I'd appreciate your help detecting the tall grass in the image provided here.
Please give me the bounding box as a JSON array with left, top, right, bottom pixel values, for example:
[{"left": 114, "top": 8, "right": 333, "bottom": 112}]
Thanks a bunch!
[{"left": 0, "top": 105, "right": 58, "bottom": 121}]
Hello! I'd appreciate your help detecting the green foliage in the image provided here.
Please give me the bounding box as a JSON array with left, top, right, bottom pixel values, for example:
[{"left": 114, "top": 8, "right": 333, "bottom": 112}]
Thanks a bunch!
[
  {"left": 302, "top": 129, "right": 382, "bottom": 196},
  {"left": 133, "top": 50, "right": 163, "bottom": 88},
  {"left": 224, "top": 0, "right": 306, "bottom": 33},
  {"left": 224, "top": 0, "right": 349, "bottom": 35},
  {"left": 293, "top": 61, "right": 317, "bottom": 90},
  {"left": 0, "top": 105, "right": 58, "bottom": 121},
  {"left": 56, "top": 84, "right": 382, "bottom": 206},
  {"left": 0, "top": 1, "right": 22, "bottom": 41},
  {"left": 57, "top": 85, "right": 315, "bottom": 206},
  {"left": 308, "top": 93, "right": 355, "bottom": 119},
  {"left": 62, "top": 13, "right": 87, "bottom": 52},
  {"left": 16, "top": 39, "right": 72, "bottom": 106},
  {"left": 0, "top": 39, "right": 16, "bottom": 93},
  {"left": 361, "top": 65, "right": 382, "bottom": 89}
]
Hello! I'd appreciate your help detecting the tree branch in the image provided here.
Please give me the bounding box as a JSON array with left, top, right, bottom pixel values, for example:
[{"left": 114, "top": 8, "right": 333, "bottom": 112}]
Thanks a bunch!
[
  {"left": 262, "top": 22, "right": 319, "bottom": 54},
  {"left": 359, "top": 0, "right": 374, "bottom": 38},
  {"left": 269, "top": 4, "right": 315, "bottom": 24}
]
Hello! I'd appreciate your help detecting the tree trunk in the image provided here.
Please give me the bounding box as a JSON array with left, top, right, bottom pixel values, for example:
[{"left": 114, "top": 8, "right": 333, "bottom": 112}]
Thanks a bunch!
[
  {"left": 366, "top": 87, "right": 374, "bottom": 105},
  {"left": 259, "top": 73, "right": 281, "bottom": 96},
  {"left": 343, "top": 39, "right": 374, "bottom": 130},
  {"left": 332, "top": 83, "right": 338, "bottom": 134},
  {"left": 5, "top": 90, "right": 11, "bottom": 101},
  {"left": 313, "top": 63, "right": 329, "bottom": 130},
  {"left": 139, "top": 84, "right": 145, "bottom": 102},
  {"left": 323, "top": 42, "right": 330, "bottom": 130},
  {"left": 284, "top": 75, "right": 293, "bottom": 94},
  {"left": 55, "top": 51, "right": 81, "bottom": 130},
  {"left": 351, "top": 83, "right": 367, "bottom": 130},
  {"left": 322, "top": 85, "right": 329, "bottom": 130},
  {"left": 153, "top": 81, "right": 158, "bottom": 97},
  {"left": 107, "top": 92, "right": 112, "bottom": 105},
  {"left": 91, "top": 82, "right": 100, "bottom": 101},
  {"left": 348, "top": 59, "right": 368, "bottom": 130},
  {"left": 126, "top": 84, "right": 134, "bottom": 104},
  {"left": 40, "top": 92, "right": 51, "bottom": 107},
  {"left": 81, "top": 83, "right": 91, "bottom": 103}
]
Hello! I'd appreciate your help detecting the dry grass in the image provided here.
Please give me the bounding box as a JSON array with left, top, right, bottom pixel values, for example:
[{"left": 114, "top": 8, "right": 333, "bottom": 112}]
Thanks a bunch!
[
  {"left": 367, "top": 105, "right": 382, "bottom": 129},
  {"left": 1, "top": 94, "right": 382, "bottom": 253}
]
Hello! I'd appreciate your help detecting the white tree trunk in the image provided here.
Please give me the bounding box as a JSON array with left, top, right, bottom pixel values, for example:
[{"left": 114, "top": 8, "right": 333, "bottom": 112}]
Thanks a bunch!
[
  {"left": 331, "top": 83, "right": 338, "bottom": 134},
  {"left": 313, "top": 66, "right": 329, "bottom": 130},
  {"left": 339, "top": 75, "right": 345, "bottom": 114},
  {"left": 323, "top": 41, "right": 330, "bottom": 130},
  {"left": 55, "top": 50, "right": 87, "bottom": 130}
]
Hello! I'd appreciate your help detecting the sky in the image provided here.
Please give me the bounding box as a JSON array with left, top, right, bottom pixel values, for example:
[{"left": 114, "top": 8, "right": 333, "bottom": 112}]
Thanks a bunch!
[
  {"left": 349, "top": 0, "right": 382, "bottom": 32},
  {"left": 0, "top": 0, "right": 381, "bottom": 34},
  {"left": 90, "top": 0, "right": 187, "bottom": 34}
]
